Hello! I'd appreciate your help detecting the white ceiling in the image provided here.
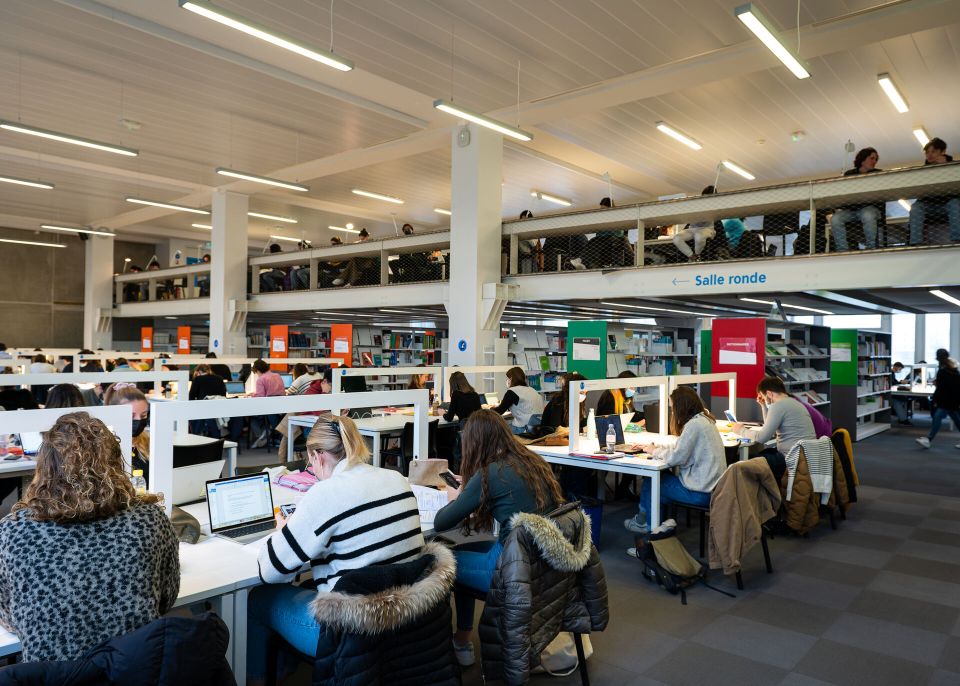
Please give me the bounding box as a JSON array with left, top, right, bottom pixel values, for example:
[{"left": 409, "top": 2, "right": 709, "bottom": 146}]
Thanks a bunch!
[{"left": 0, "top": 0, "right": 957, "bottom": 245}]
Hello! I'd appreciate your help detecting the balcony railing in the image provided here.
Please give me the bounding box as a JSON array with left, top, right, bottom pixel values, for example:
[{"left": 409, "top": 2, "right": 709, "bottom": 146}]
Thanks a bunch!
[
  {"left": 502, "top": 162, "right": 960, "bottom": 274},
  {"left": 114, "top": 263, "right": 211, "bottom": 303}
]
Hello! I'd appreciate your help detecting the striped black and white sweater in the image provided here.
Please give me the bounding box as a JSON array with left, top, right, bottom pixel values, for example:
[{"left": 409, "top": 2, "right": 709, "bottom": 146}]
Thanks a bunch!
[{"left": 257, "top": 461, "right": 425, "bottom": 592}]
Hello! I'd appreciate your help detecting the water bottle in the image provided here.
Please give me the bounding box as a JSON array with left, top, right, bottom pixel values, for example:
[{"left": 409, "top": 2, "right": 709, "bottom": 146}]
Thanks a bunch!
[
  {"left": 131, "top": 469, "right": 147, "bottom": 495},
  {"left": 0, "top": 435, "right": 8, "bottom": 457},
  {"left": 606, "top": 424, "right": 617, "bottom": 453}
]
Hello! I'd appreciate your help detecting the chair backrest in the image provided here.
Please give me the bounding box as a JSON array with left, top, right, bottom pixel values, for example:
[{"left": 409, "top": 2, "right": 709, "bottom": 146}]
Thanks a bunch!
[
  {"left": 401, "top": 419, "right": 438, "bottom": 460},
  {"left": 173, "top": 439, "right": 224, "bottom": 468}
]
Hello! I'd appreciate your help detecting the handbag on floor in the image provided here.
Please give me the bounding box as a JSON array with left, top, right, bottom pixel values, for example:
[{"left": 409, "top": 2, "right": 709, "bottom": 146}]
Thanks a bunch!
[{"left": 535, "top": 632, "right": 593, "bottom": 677}]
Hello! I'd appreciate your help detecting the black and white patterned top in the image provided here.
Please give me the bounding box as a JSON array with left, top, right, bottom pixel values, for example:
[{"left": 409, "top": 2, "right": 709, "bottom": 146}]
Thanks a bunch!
[{"left": 0, "top": 503, "right": 180, "bottom": 662}]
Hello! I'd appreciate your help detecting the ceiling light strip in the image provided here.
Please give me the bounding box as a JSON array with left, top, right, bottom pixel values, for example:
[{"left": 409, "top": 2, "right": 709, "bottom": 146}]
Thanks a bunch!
[
  {"left": 0, "top": 237, "right": 66, "bottom": 248},
  {"left": 249, "top": 211, "right": 297, "bottom": 223},
  {"left": 530, "top": 190, "right": 572, "bottom": 207},
  {"left": 328, "top": 225, "right": 360, "bottom": 234},
  {"left": 0, "top": 120, "right": 139, "bottom": 156},
  {"left": 876, "top": 74, "right": 909, "bottom": 113},
  {"left": 269, "top": 234, "right": 308, "bottom": 244},
  {"left": 351, "top": 189, "right": 404, "bottom": 205},
  {"left": 600, "top": 301, "right": 717, "bottom": 317},
  {"left": 178, "top": 0, "right": 353, "bottom": 71},
  {"left": 930, "top": 289, "right": 960, "bottom": 309},
  {"left": 433, "top": 208, "right": 451, "bottom": 216},
  {"left": 40, "top": 224, "right": 115, "bottom": 237},
  {"left": 125, "top": 197, "right": 210, "bottom": 214},
  {"left": 433, "top": 100, "right": 533, "bottom": 142},
  {"left": 722, "top": 159, "right": 756, "bottom": 180},
  {"left": 913, "top": 127, "right": 930, "bottom": 147},
  {"left": 215, "top": 168, "right": 309, "bottom": 192},
  {"left": 740, "top": 297, "right": 833, "bottom": 315},
  {"left": 734, "top": 3, "right": 810, "bottom": 79},
  {"left": 0, "top": 174, "right": 54, "bottom": 190},
  {"left": 192, "top": 223, "right": 213, "bottom": 229},
  {"left": 655, "top": 122, "right": 703, "bottom": 150}
]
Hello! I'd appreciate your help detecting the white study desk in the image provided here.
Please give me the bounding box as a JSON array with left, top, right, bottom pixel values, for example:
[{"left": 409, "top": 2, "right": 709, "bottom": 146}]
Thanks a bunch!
[{"left": 286, "top": 413, "right": 456, "bottom": 466}]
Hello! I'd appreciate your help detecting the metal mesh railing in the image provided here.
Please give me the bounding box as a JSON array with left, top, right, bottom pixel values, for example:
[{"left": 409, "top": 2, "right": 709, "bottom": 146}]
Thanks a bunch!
[
  {"left": 387, "top": 251, "right": 448, "bottom": 285},
  {"left": 116, "top": 268, "right": 211, "bottom": 303},
  {"left": 503, "top": 162, "right": 960, "bottom": 274}
]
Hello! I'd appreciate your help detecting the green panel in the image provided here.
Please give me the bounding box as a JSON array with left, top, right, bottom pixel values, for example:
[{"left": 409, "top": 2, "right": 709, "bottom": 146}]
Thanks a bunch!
[
  {"left": 830, "top": 328, "right": 858, "bottom": 386},
  {"left": 700, "top": 330, "right": 712, "bottom": 373},
  {"left": 566, "top": 320, "right": 608, "bottom": 379}
]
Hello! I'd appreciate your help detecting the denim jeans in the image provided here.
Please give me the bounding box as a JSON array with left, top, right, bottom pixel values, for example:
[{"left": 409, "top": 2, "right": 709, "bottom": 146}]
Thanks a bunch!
[
  {"left": 891, "top": 396, "right": 909, "bottom": 422},
  {"left": 452, "top": 539, "right": 503, "bottom": 631},
  {"left": 831, "top": 206, "right": 881, "bottom": 251},
  {"left": 910, "top": 197, "right": 960, "bottom": 245},
  {"left": 637, "top": 472, "right": 711, "bottom": 525},
  {"left": 929, "top": 407, "right": 960, "bottom": 441},
  {"left": 247, "top": 584, "right": 323, "bottom": 680}
]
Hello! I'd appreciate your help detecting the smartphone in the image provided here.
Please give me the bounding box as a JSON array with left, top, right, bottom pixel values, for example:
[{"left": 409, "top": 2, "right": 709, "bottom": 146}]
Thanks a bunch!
[
  {"left": 439, "top": 471, "right": 460, "bottom": 489},
  {"left": 279, "top": 504, "right": 297, "bottom": 518},
  {"left": 724, "top": 410, "right": 737, "bottom": 423}
]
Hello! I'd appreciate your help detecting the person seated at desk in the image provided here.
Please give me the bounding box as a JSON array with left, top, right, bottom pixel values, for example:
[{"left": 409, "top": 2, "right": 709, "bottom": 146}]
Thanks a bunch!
[
  {"left": 540, "top": 371, "right": 586, "bottom": 431},
  {"left": 909, "top": 138, "right": 960, "bottom": 245},
  {"left": 104, "top": 382, "right": 152, "bottom": 481},
  {"left": 44, "top": 383, "right": 85, "bottom": 409},
  {"left": 285, "top": 362, "right": 319, "bottom": 395},
  {"left": 248, "top": 414, "right": 424, "bottom": 685},
  {"left": 596, "top": 370, "right": 639, "bottom": 419},
  {"left": 831, "top": 147, "right": 883, "bottom": 251},
  {"left": 0, "top": 412, "right": 179, "bottom": 662},
  {"left": 188, "top": 364, "right": 228, "bottom": 438},
  {"left": 276, "top": 367, "right": 333, "bottom": 459},
  {"left": 576, "top": 197, "right": 635, "bottom": 269},
  {"left": 204, "top": 351, "right": 233, "bottom": 382},
  {"left": 407, "top": 364, "right": 435, "bottom": 404},
  {"left": 0, "top": 370, "right": 37, "bottom": 411},
  {"left": 490, "top": 366, "right": 544, "bottom": 435},
  {"left": 443, "top": 371, "right": 483, "bottom": 424},
  {"left": 624, "top": 387, "right": 726, "bottom": 537},
  {"left": 890, "top": 361, "right": 911, "bottom": 425},
  {"left": 672, "top": 185, "right": 717, "bottom": 262},
  {"left": 916, "top": 348, "right": 960, "bottom": 449},
  {"left": 434, "top": 410, "right": 563, "bottom": 667},
  {"left": 259, "top": 243, "right": 287, "bottom": 292},
  {"left": 250, "top": 359, "right": 285, "bottom": 449},
  {"left": 733, "top": 376, "right": 815, "bottom": 460}
]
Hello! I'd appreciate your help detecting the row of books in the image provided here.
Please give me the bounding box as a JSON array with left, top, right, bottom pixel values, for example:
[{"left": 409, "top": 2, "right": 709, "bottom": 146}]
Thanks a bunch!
[
  {"left": 766, "top": 342, "right": 826, "bottom": 357},
  {"left": 858, "top": 360, "right": 891, "bottom": 375},
  {"left": 766, "top": 364, "right": 829, "bottom": 383},
  {"left": 796, "top": 389, "right": 828, "bottom": 404},
  {"left": 857, "top": 340, "right": 889, "bottom": 357},
  {"left": 386, "top": 332, "right": 439, "bottom": 350},
  {"left": 858, "top": 377, "right": 891, "bottom": 394}
]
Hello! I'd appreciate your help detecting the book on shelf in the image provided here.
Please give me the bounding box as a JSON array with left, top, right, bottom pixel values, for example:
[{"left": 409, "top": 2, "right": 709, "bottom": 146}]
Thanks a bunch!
[
  {"left": 373, "top": 334, "right": 383, "bottom": 347},
  {"left": 360, "top": 351, "right": 374, "bottom": 366},
  {"left": 373, "top": 354, "right": 382, "bottom": 366}
]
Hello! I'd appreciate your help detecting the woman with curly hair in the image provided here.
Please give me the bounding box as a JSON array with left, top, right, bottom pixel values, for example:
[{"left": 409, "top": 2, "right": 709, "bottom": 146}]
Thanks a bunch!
[
  {"left": 0, "top": 412, "right": 179, "bottom": 662},
  {"left": 433, "top": 410, "right": 563, "bottom": 666}
]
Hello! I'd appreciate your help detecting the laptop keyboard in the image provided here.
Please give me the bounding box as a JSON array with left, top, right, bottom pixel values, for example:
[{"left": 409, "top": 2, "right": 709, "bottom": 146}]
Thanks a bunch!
[{"left": 220, "top": 520, "right": 275, "bottom": 539}]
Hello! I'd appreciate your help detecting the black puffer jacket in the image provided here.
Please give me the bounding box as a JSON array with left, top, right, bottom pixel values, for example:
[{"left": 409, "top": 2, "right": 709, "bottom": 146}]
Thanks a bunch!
[
  {"left": 932, "top": 366, "right": 960, "bottom": 411},
  {"left": 308, "top": 541, "right": 460, "bottom": 686},
  {"left": 478, "top": 503, "right": 608, "bottom": 685},
  {"left": 0, "top": 612, "right": 234, "bottom": 686}
]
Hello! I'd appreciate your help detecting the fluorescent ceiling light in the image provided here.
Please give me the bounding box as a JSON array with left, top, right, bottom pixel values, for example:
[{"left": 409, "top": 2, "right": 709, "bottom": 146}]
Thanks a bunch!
[
  {"left": 215, "top": 167, "right": 309, "bottom": 192},
  {"left": 600, "top": 301, "right": 717, "bottom": 317},
  {"left": 530, "top": 190, "right": 572, "bottom": 207},
  {"left": 0, "top": 174, "right": 54, "bottom": 190},
  {"left": 876, "top": 74, "right": 909, "bottom": 113},
  {"left": 40, "top": 224, "right": 115, "bottom": 237},
  {"left": 314, "top": 310, "right": 376, "bottom": 317},
  {"left": 930, "top": 289, "right": 960, "bottom": 308},
  {"left": 897, "top": 199, "right": 912, "bottom": 212},
  {"left": 351, "top": 189, "right": 403, "bottom": 205},
  {"left": 433, "top": 100, "right": 533, "bottom": 142},
  {"left": 178, "top": 0, "right": 353, "bottom": 71},
  {"left": 192, "top": 223, "right": 212, "bottom": 229},
  {"left": 379, "top": 308, "right": 413, "bottom": 314},
  {"left": 735, "top": 3, "right": 810, "bottom": 79},
  {"left": 913, "top": 127, "right": 930, "bottom": 147},
  {"left": 740, "top": 297, "right": 833, "bottom": 315},
  {"left": 269, "top": 234, "right": 308, "bottom": 244},
  {"left": 249, "top": 211, "right": 297, "bottom": 223},
  {"left": 0, "top": 120, "right": 139, "bottom": 156},
  {"left": 721, "top": 160, "right": 756, "bottom": 181},
  {"left": 0, "top": 237, "right": 66, "bottom": 248},
  {"left": 433, "top": 208, "right": 451, "bottom": 216},
  {"left": 328, "top": 225, "right": 359, "bottom": 234},
  {"left": 125, "top": 197, "right": 209, "bottom": 214},
  {"left": 655, "top": 122, "right": 703, "bottom": 150}
]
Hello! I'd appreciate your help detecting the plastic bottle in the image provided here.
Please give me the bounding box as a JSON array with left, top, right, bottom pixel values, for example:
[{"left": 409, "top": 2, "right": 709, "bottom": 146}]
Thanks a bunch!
[
  {"left": 0, "top": 435, "right": 7, "bottom": 457},
  {"left": 131, "top": 469, "right": 147, "bottom": 495},
  {"left": 606, "top": 424, "right": 617, "bottom": 453}
]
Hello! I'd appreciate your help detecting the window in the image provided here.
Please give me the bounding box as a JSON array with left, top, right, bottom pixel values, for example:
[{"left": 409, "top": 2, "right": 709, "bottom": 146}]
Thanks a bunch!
[
  {"left": 790, "top": 315, "right": 815, "bottom": 325},
  {"left": 925, "top": 313, "right": 951, "bottom": 363},
  {"left": 822, "top": 315, "right": 882, "bottom": 330},
  {"left": 891, "top": 313, "right": 916, "bottom": 365}
]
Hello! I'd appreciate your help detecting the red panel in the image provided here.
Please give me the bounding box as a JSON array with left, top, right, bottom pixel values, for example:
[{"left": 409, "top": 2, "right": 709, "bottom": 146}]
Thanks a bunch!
[
  {"left": 269, "top": 324, "right": 289, "bottom": 371},
  {"left": 140, "top": 327, "right": 153, "bottom": 353},
  {"left": 330, "top": 324, "right": 353, "bottom": 368},
  {"left": 176, "top": 326, "right": 191, "bottom": 354},
  {"left": 711, "top": 318, "right": 766, "bottom": 399}
]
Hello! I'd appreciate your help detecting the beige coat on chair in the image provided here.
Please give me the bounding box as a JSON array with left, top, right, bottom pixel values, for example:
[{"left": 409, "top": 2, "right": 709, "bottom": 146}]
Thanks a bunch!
[{"left": 708, "top": 458, "right": 782, "bottom": 575}]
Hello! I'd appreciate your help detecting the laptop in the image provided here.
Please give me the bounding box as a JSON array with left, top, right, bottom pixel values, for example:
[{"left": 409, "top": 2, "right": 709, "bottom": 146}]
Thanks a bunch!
[
  {"left": 594, "top": 415, "right": 644, "bottom": 454},
  {"left": 16, "top": 432, "right": 43, "bottom": 456},
  {"left": 172, "top": 460, "right": 226, "bottom": 506},
  {"left": 225, "top": 381, "right": 246, "bottom": 396},
  {"left": 484, "top": 392, "right": 499, "bottom": 406},
  {"left": 205, "top": 473, "right": 276, "bottom": 543},
  {"left": 280, "top": 374, "right": 294, "bottom": 388}
]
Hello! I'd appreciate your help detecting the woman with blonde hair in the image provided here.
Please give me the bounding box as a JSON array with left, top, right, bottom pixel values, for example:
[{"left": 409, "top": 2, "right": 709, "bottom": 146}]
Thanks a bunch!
[
  {"left": 248, "top": 414, "right": 425, "bottom": 684},
  {"left": 0, "top": 412, "right": 179, "bottom": 662},
  {"left": 104, "top": 382, "right": 151, "bottom": 479}
]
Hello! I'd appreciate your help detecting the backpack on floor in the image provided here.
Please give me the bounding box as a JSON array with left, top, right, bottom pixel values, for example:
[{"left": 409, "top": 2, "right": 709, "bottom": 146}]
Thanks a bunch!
[{"left": 633, "top": 519, "right": 734, "bottom": 605}]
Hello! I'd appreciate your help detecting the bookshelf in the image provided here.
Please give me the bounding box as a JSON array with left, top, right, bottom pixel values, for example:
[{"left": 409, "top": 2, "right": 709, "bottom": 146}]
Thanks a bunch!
[
  {"left": 831, "top": 329, "right": 891, "bottom": 441},
  {"left": 247, "top": 329, "right": 331, "bottom": 360}
]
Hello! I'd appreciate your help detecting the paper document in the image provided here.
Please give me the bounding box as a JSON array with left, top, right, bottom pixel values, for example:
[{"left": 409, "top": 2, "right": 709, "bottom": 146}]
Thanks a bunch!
[
  {"left": 616, "top": 456, "right": 663, "bottom": 467},
  {"left": 411, "top": 484, "right": 448, "bottom": 526}
]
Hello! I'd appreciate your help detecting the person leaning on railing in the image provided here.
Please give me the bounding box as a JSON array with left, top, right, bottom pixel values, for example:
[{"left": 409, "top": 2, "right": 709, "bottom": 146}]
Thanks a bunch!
[
  {"left": 831, "top": 147, "right": 884, "bottom": 251},
  {"left": 909, "top": 138, "right": 960, "bottom": 246}
]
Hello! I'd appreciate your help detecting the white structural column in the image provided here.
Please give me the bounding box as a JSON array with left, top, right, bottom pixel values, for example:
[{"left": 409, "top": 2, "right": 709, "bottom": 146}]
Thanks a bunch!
[
  {"left": 446, "top": 124, "right": 505, "bottom": 366},
  {"left": 210, "top": 190, "right": 249, "bottom": 355},
  {"left": 83, "top": 235, "right": 114, "bottom": 349}
]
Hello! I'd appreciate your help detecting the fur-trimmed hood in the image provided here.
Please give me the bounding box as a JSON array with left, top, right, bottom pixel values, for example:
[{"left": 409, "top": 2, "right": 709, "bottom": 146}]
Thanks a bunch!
[
  {"left": 310, "top": 541, "right": 456, "bottom": 635},
  {"left": 508, "top": 505, "right": 592, "bottom": 573}
]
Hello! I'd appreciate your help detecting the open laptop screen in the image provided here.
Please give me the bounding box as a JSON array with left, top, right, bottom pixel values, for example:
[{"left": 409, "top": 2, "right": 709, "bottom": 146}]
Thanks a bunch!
[
  {"left": 206, "top": 474, "right": 274, "bottom": 532},
  {"left": 595, "top": 415, "right": 625, "bottom": 445}
]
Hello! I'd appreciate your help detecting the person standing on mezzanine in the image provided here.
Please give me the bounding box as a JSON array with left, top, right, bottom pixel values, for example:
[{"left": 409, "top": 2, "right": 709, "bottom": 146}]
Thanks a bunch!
[{"left": 831, "top": 147, "right": 883, "bottom": 251}]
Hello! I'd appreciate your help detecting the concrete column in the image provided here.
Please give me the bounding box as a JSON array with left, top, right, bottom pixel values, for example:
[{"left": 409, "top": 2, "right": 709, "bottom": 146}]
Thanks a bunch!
[
  {"left": 209, "top": 190, "right": 249, "bottom": 356},
  {"left": 83, "top": 235, "right": 114, "bottom": 349},
  {"left": 446, "top": 124, "right": 503, "bottom": 366}
]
